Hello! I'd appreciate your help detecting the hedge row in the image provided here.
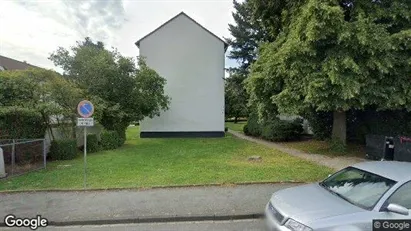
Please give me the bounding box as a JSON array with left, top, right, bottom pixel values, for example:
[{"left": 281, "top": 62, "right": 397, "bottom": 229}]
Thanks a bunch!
[
  {"left": 244, "top": 113, "right": 304, "bottom": 142},
  {"left": 48, "top": 130, "right": 126, "bottom": 161}
]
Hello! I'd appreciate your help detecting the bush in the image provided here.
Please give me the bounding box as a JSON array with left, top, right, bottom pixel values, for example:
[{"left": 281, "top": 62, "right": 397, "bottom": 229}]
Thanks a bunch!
[
  {"left": 49, "top": 139, "right": 77, "bottom": 160},
  {"left": 86, "top": 134, "right": 100, "bottom": 153},
  {"left": 243, "top": 123, "right": 249, "bottom": 135},
  {"left": 302, "top": 108, "right": 332, "bottom": 140},
  {"left": 101, "top": 130, "right": 124, "bottom": 150},
  {"left": 245, "top": 111, "right": 262, "bottom": 137},
  {"left": 261, "top": 119, "right": 304, "bottom": 142},
  {"left": 0, "top": 107, "right": 47, "bottom": 139}
]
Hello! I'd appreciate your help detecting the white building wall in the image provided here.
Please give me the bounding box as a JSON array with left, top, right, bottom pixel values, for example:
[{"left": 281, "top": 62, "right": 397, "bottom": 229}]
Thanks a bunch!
[{"left": 139, "top": 14, "right": 225, "bottom": 132}]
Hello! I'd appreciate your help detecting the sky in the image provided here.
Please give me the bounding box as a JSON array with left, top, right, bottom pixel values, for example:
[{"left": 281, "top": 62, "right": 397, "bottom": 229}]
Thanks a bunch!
[{"left": 0, "top": 0, "right": 239, "bottom": 74}]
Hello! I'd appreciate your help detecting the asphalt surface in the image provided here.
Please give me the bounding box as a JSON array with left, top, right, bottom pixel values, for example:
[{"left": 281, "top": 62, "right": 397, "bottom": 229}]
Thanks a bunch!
[
  {"left": 0, "top": 183, "right": 299, "bottom": 226},
  {"left": 11, "top": 219, "right": 265, "bottom": 231}
]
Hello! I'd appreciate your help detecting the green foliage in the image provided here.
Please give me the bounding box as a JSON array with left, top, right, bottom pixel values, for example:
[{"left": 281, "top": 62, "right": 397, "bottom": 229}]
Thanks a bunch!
[
  {"left": 225, "top": 0, "right": 272, "bottom": 74},
  {"left": 261, "top": 119, "right": 304, "bottom": 142},
  {"left": 49, "top": 37, "right": 170, "bottom": 133},
  {"left": 49, "top": 139, "right": 78, "bottom": 160},
  {"left": 303, "top": 108, "right": 333, "bottom": 140},
  {"left": 0, "top": 68, "right": 85, "bottom": 140},
  {"left": 225, "top": 72, "right": 248, "bottom": 121},
  {"left": 248, "top": 0, "right": 411, "bottom": 143},
  {"left": 243, "top": 123, "right": 249, "bottom": 134},
  {"left": 244, "top": 111, "right": 262, "bottom": 136},
  {"left": 101, "top": 130, "right": 124, "bottom": 150},
  {"left": 0, "top": 107, "right": 46, "bottom": 139},
  {"left": 86, "top": 134, "right": 100, "bottom": 153}
]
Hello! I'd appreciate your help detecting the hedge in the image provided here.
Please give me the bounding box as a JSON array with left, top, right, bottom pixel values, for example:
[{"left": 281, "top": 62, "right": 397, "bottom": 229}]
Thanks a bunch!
[
  {"left": 86, "top": 134, "right": 100, "bottom": 153},
  {"left": 0, "top": 107, "right": 46, "bottom": 139},
  {"left": 49, "top": 139, "right": 78, "bottom": 160},
  {"left": 244, "top": 111, "right": 262, "bottom": 136},
  {"left": 101, "top": 130, "right": 124, "bottom": 150},
  {"left": 261, "top": 119, "right": 304, "bottom": 141}
]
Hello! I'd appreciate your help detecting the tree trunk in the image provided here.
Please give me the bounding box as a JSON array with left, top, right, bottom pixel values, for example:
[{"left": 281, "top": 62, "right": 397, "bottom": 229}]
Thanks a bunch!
[
  {"left": 332, "top": 110, "right": 347, "bottom": 145},
  {"left": 234, "top": 116, "right": 238, "bottom": 124}
]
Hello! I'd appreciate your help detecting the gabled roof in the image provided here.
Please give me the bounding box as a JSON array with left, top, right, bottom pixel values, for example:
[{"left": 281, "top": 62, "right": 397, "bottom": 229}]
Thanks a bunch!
[
  {"left": 0, "top": 55, "right": 38, "bottom": 70},
  {"left": 135, "top": 12, "right": 228, "bottom": 51}
]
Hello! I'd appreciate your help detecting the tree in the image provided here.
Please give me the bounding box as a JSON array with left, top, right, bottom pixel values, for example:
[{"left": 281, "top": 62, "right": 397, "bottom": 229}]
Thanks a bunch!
[
  {"left": 225, "top": 71, "right": 248, "bottom": 123},
  {"left": 225, "top": 0, "right": 271, "bottom": 75},
  {"left": 49, "top": 37, "right": 170, "bottom": 138},
  {"left": 0, "top": 68, "right": 82, "bottom": 139},
  {"left": 248, "top": 0, "right": 411, "bottom": 144}
]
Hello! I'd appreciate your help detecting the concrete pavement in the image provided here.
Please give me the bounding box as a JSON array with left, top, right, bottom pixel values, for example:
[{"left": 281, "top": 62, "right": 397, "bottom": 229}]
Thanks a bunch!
[{"left": 0, "top": 183, "right": 298, "bottom": 227}]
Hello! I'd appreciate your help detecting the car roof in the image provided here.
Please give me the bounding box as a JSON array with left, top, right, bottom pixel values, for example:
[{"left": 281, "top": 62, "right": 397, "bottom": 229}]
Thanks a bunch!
[{"left": 351, "top": 161, "right": 411, "bottom": 182}]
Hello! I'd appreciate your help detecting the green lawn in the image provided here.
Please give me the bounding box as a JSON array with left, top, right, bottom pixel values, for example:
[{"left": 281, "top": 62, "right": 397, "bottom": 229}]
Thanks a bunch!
[
  {"left": 0, "top": 127, "right": 332, "bottom": 191},
  {"left": 280, "top": 140, "right": 365, "bottom": 158},
  {"left": 225, "top": 121, "right": 247, "bottom": 132}
]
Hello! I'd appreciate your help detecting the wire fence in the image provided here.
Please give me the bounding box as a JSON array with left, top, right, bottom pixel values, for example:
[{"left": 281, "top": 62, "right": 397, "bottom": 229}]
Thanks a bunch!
[{"left": 0, "top": 139, "right": 46, "bottom": 178}]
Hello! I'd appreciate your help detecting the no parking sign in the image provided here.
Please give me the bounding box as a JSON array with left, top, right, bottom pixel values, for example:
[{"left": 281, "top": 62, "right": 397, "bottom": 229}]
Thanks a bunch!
[{"left": 77, "top": 100, "right": 95, "bottom": 189}]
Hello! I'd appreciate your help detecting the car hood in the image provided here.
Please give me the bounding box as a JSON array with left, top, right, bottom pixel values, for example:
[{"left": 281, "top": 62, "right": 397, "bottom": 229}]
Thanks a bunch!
[{"left": 270, "top": 183, "right": 364, "bottom": 224}]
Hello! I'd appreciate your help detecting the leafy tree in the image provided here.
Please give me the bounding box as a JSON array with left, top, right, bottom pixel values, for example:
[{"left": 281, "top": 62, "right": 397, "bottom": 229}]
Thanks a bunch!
[
  {"left": 225, "top": 71, "right": 248, "bottom": 123},
  {"left": 49, "top": 37, "right": 170, "bottom": 138},
  {"left": 0, "top": 68, "right": 87, "bottom": 139},
  {"left": 248, "top": 0, "right": 411, "bottom": 144}
]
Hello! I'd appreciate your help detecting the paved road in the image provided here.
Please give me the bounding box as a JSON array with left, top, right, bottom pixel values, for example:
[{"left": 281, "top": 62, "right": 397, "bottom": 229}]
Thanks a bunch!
[
  {"left": 0, "top": 184, "right": 298, "bottom": 225},
  {"left": 5, "top": 219, "right": 266, "bottom": 231}
]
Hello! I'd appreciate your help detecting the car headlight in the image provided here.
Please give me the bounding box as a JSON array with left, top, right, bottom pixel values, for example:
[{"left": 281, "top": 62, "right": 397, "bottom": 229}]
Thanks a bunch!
[{"left": 284, "top": 218, "right": 313, "bottom": 231}]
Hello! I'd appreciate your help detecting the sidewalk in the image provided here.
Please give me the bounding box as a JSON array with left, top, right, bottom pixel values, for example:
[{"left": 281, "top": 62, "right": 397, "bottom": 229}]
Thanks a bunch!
[
  {"left": 228, "top": 130, "right": 364, "bottom": 171},
  {"left": 0, "top": 183, "right": 297, "bottom": 226}
]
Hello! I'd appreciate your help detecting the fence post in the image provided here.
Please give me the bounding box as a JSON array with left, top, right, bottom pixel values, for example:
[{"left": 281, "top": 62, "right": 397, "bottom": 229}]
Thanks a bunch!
[
  {"left": 11, "top": 139, "right": 15, "bottom": 176},
  {"left": 43, "top": 139, "right": 46, "bottom": 169}
]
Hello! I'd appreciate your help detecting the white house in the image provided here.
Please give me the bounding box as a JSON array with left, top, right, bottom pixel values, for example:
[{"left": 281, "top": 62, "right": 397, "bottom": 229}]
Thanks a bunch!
[{"left": 135, "top": 12, "right": 228, "bottom": 138}]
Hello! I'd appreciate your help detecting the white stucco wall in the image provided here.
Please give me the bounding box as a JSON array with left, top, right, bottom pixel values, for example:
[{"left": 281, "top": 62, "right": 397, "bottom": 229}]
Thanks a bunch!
[{"left": 139, "top": 14, "right": 225, "bottom": 132}]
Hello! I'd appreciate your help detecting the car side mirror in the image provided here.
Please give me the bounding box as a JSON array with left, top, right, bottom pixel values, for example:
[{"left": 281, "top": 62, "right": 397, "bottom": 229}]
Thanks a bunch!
[{"left": 386, "top": 204, "right": 409, "bottom": 216}]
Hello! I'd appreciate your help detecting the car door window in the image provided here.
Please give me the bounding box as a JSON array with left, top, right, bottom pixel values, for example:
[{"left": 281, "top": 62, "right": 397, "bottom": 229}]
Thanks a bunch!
[{"left": 387, "top": 181, "right": 411, "bottom": 209}]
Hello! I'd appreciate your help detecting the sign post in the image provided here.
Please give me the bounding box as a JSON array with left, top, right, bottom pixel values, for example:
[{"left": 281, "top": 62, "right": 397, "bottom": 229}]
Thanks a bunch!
[{"left": 77, "top": 100, "right": 94, "bottom": 189}]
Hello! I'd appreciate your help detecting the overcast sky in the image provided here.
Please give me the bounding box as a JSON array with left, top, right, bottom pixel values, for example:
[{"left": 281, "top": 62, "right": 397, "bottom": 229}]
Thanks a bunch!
[{"left": 0, "top": 0, "right": 238, "bottom": 72}]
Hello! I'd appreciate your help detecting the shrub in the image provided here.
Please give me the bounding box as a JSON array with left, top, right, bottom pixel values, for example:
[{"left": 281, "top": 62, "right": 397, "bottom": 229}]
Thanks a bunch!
[
  {"left": 245, "top": 111, "right": 262, "bottom": 137},
  {"left": 302, "top": 108, "right": 332, "bottom": 140},
  {"left": 86, "top": 134, "right": 100, "bottom": 153},
  {"left": 49, "top": 139, "right": 77, "bottom": 160},
  {"left": 101, "top": 130, "right": 124, "bottom": 150},
  {"left": 261, "top": 119, "right": 304, "bottom": 142},
  {"left": 243, "top": 123, "right": 249, "bottom": 135},
  {"left": 0, "top": 107, "right": 46, "bottom": 139}
]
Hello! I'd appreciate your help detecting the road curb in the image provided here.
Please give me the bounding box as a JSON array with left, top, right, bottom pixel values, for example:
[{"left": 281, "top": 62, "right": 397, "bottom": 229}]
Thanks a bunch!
[
  {"left": 0, "top": 182, "right": 305, "bottom": 194},
  {"left": 0, "top": 214, "right": 265, "bottom": 227}
]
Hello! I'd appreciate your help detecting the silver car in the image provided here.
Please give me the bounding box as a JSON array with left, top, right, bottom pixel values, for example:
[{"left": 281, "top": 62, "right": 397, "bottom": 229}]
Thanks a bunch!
[{"left": 265, "top": 161, "right": 411, "bottom": 231}]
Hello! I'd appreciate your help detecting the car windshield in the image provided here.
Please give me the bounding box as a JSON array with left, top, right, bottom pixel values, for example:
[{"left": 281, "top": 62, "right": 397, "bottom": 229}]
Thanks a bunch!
[{"left": 320, "top": 167, "right": 396, "bottom": 210}]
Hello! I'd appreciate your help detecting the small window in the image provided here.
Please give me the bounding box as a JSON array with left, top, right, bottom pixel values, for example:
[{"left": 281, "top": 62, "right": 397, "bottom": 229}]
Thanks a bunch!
[{"left": 387, "top": 181, "right": 411, "bottom": 209}]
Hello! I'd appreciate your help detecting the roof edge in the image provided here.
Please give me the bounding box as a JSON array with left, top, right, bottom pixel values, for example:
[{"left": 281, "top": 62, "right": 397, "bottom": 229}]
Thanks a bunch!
[{"left": 135, "top": 12, "right": 228, "bottom": 51}]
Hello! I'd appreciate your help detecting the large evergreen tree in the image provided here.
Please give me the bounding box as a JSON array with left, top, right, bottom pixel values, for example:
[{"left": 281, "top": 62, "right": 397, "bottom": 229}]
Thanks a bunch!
[{"left": 248, "top": 0, "right": 411, "bottom": 144}]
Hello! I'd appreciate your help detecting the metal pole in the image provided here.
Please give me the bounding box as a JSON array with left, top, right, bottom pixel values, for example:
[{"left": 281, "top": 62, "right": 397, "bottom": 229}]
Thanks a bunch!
[
  {"left": 11, "top": 139, "right": 15, "bottom": 176},
  {"left": 43, "top": 139, "right": 46, "bottom": 169},
  {"left": 84, "top": 127, "right": 87, "bottom": 189}
]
